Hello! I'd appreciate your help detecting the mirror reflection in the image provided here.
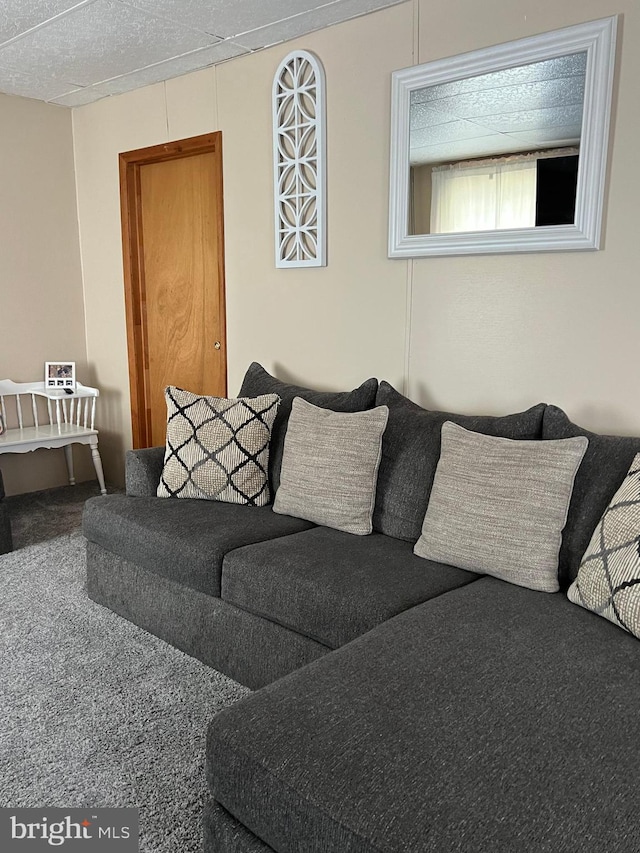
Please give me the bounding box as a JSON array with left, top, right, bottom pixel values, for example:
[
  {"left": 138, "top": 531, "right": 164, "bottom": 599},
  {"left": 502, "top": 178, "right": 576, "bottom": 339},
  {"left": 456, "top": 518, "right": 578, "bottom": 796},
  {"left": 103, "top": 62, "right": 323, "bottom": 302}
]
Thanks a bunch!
[{"left": 409, "top": 52, "right": 586, "bottom": 235}]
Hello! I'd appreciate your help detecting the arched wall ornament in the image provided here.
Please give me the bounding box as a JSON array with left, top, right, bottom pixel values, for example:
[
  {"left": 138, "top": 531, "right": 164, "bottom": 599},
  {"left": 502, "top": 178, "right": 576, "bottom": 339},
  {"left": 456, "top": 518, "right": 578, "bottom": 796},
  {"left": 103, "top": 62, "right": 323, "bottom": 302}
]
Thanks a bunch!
[{"left": 272, "top": 50, "right": 326, "bottom": 268}]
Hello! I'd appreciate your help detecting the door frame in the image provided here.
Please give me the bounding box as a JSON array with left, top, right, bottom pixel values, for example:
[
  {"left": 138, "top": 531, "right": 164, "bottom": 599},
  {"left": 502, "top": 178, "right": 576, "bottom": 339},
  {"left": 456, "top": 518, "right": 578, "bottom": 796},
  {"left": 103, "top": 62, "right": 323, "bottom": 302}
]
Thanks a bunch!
[{"left": 119, "top": 132, "right": 227, "bottom": 449}]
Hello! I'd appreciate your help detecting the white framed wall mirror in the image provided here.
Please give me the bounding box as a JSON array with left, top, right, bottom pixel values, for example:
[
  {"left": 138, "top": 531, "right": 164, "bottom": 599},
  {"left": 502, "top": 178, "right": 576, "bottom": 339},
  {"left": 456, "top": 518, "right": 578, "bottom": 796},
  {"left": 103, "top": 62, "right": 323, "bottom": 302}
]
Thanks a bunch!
[{"left": 388, "top": 16, "right": 618, "bottom": 258}]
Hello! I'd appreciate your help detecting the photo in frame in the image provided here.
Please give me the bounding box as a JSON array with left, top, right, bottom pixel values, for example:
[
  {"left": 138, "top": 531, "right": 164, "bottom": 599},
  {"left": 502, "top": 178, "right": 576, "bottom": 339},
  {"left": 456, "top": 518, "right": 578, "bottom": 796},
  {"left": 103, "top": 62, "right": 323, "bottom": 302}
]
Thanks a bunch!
[{"left": 45, "top": 362, "right": 76, "bottom": 391}]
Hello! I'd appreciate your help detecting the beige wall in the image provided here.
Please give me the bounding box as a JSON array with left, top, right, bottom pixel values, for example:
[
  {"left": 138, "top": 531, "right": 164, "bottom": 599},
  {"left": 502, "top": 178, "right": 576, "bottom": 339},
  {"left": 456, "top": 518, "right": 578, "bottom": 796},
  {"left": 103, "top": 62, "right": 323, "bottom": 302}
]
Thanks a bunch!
[
  {"left": 0, "top": 94, "right": 88, "bottom": 495},
  {"left": 216, "top": 7, "right": 412, "bottom": 395},
  {"left": 73, "top": 4, "right": 413, "bottom": 485},
  {"left": 408, "top": 0, "right": 640, "bottom": 436},
  {"left": 71, "top": 0, "right": 640, "bottom": 488}
]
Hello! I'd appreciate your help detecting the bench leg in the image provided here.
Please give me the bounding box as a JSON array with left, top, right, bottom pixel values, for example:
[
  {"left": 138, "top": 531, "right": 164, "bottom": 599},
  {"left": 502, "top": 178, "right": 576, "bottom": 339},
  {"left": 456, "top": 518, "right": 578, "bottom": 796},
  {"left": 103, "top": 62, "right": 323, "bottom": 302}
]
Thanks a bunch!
[
  {"left": 91, "top": 441, "right": 107, "bottom": 495},
  {"left": 64, "top": 445, "right": 76, "bottom": 486}
]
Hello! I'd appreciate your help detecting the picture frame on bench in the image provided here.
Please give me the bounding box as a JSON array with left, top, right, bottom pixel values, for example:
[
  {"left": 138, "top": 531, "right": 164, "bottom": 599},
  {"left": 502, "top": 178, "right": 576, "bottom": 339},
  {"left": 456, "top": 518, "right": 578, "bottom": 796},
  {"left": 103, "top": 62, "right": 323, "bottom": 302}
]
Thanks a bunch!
[{"left": 45, "top": 361, "right": 76, "bottom": 391}]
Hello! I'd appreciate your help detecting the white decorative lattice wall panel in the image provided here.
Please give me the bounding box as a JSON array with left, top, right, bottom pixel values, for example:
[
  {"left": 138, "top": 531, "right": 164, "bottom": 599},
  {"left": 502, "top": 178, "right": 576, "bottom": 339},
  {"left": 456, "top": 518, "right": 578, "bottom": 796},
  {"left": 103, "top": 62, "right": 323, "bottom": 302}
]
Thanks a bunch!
[{"left": 273, "top": 50, "right": 326, "bottom": 268}]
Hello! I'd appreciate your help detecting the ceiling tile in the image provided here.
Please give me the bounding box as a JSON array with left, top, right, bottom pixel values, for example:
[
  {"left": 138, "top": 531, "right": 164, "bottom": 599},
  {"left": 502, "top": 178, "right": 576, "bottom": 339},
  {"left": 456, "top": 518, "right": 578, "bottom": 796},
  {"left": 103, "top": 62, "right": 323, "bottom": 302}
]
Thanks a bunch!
[
  {"left": 96, "top": 40, "right": 250, "bottom": 94},
  {"left": 509, "top": 125, "right": 583, "bottom": 146},
  {"left": 51, "top": 39, "right": 249, "bottom": 105},
  {"left": 124, "top": 0, "right": 328, "bottom": 38},
  {"left": 411, "top": 54, "right": 587, "bottom": 105},
  {"left": 424, "top": 79, "right": 584, "bottom": 123},
  {"left": 49, "top": 84, "right": 104, "bottom": 107},
  {"left": 234, "top": 0, "right": 406, "bottom": 49},
  {"left": 411, "top": 135, "right": 515, "bottom": 166},
  {"left": 0, "top": 0, "right": 96, "bottom": 44},
  {"left": 0, "top": 0, "right": 218, "bottom": 87},
  {"left": 411, "top": 119, "right": 496, "bottom": 150},
  {"left": 410, "top": 103, "right": 458, "bottom": 131},
  {"left": 480, "top": 104, "right": 584, "bottom": 134},
  {"left": 0, "top": 62, "right": 80, "bottom": 100},
  {"left": 409, "top": 51, "right": 588, "bottom": 166},
  {"left": 411, "top": 124, "right": 582, "bottom": 166},
  {"left": 0, "top": 0, "right": 410, "bottom": 105}
]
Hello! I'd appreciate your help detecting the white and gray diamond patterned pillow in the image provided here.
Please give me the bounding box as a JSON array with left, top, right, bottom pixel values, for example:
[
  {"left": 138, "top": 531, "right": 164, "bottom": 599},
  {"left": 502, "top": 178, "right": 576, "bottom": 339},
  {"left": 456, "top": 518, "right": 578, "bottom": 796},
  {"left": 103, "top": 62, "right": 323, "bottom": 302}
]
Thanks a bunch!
[
  {"left": 568, "top": 452, "right": 640, "bottom": 638},
  {"left": 157, "top": 387, "right": 280, "bottom": 505}
]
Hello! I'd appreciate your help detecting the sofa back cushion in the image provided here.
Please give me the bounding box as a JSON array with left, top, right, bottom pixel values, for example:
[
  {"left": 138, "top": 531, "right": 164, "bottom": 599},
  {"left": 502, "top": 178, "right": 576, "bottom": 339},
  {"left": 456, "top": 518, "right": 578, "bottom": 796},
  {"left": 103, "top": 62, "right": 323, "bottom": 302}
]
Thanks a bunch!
[
  {"left": 372, "top": 381, "right": 546, "bottom": 542},
  {"left": 542, "top": 405, "right": 640, "bottom": 588},
  {"left": 238, "top": 363, "right": 378, "bottom": 495}
]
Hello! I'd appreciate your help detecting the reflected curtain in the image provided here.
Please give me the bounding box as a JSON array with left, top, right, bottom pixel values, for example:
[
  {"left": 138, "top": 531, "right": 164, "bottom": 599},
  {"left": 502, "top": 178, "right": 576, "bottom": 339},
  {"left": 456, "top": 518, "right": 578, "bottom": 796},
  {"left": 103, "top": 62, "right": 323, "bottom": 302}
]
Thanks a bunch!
[{"left": 430, "top": 158, "right": 537, "bottom": 234}]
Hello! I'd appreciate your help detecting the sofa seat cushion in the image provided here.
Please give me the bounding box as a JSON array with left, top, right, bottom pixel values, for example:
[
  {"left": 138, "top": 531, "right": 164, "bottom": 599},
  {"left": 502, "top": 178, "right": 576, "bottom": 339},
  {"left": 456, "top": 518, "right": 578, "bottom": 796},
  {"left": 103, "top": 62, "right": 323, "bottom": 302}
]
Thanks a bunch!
[
  {"left": 207, "top": 578, "right": 640, "bottom": 853},
  {"left": 82, "top": 495, "right": 314, "bottom": 597},
  {"left": 221, "top": 526, "right": 479, "bottom": 648}
]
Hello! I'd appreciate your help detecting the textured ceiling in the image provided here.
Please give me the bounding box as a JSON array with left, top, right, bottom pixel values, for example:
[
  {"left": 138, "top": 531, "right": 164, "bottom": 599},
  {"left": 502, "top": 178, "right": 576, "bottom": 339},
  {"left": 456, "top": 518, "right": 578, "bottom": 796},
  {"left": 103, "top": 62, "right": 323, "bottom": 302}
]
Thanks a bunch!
[
  {"left": 410, "top": 52, "right": 586, "bottom": 165},
  {"left": 0, "top": 0, "right": 406, "bottom": 107}
]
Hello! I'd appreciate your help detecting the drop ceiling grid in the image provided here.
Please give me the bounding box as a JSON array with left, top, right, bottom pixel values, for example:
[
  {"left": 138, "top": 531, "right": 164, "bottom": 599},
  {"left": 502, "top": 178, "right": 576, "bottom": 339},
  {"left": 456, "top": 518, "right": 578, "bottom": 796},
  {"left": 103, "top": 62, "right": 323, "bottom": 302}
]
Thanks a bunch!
[
  {"left": 0, "top": 0, "right": 99, "bottom": 45},
  {"left": 409, "top": 54, "right": 587, "bottom": 165},
  {"left": 0, "top": 0, "right": 220, "bottom": 87},
  {"left": 0, "top": 0, "right": 407, "bottom": 106}
]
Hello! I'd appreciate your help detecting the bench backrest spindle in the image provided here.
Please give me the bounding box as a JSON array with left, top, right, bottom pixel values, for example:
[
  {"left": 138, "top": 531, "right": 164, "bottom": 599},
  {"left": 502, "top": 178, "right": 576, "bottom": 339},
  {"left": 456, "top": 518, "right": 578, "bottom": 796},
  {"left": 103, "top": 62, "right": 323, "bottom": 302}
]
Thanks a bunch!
[{"left": 30, "top": 395, "right": 39, "bottom": 428}]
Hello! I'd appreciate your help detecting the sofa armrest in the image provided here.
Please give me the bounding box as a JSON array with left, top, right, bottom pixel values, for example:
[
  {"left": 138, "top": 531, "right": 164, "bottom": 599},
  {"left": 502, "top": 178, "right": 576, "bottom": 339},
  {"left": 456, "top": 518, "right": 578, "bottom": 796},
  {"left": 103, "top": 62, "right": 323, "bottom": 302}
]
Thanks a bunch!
[{"left": 125, "top": 446, "right": 165, "bottom": 496}]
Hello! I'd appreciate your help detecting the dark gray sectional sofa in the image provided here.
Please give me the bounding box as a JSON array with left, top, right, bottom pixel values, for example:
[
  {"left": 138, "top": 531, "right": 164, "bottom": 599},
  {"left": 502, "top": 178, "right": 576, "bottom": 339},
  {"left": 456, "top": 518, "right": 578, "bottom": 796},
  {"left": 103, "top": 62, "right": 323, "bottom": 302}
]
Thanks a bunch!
[
  {"left": 0, "top": 468, "right": 13, "bottom": 554},
  {"left": 83, "top": 365, "right": 640, "bottom": 852}
]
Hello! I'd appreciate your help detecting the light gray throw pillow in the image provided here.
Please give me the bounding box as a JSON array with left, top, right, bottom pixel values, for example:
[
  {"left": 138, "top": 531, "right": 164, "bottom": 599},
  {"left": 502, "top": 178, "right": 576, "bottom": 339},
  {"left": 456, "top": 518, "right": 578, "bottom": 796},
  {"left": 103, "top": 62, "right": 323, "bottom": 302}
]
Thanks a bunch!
[
  {"left": 273, "top": 397, "right": 389, "bottom": 535},
  {"left": 568, "top": 453, "right": 640, "bottom": 638},
  {"left": 414, "top": 422, "right": 588, "bottom": 592}
]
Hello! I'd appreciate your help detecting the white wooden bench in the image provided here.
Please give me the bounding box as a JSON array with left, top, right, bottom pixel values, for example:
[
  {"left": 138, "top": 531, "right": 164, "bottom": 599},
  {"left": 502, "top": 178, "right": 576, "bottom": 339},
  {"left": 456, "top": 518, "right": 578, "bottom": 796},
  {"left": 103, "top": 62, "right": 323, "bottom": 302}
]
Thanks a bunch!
[{"left": 0, "top": 380, "right": 107, "bottom": 495}]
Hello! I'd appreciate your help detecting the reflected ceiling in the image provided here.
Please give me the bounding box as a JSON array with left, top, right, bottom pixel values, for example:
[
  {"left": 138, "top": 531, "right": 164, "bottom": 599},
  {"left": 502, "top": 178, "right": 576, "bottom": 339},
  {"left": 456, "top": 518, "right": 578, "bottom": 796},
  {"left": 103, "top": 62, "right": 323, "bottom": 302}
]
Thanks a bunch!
[{"left": 410, "top": 52, "right": 586, "bottom": 165}]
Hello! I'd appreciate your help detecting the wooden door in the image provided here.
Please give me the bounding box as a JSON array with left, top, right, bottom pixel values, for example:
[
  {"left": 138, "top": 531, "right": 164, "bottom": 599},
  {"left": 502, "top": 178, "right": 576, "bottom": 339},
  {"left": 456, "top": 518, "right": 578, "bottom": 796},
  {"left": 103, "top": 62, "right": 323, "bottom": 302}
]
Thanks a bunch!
[{"left": 120, "top": 133, "right": 227, "bottom": 448}]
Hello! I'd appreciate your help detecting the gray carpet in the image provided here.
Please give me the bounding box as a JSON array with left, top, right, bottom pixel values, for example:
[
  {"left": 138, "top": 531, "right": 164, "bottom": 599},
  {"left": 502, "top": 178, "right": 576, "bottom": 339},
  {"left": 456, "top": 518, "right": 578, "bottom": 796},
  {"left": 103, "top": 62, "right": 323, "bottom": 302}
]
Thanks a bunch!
[
  {"left": 0, "top": 489, "right": 250, "bottom": 852},
  {"left": 4, "top": 481, "right": 108, "bottom": 549}
]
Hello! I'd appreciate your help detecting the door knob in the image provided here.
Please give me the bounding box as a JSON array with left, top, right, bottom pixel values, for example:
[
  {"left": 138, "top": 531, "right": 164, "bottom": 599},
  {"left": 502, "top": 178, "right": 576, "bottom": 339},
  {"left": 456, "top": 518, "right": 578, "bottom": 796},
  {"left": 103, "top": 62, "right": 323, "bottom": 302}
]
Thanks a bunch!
[{"left": 214, "top": 341, "right": 221, "bottom": 350}]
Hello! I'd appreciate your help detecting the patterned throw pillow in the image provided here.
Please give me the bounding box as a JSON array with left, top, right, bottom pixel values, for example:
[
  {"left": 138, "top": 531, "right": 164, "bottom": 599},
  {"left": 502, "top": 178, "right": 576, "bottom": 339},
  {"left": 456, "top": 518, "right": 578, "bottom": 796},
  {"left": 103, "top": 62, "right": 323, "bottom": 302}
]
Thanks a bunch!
[
  {"left": 273, "top": 397, "right": 389, "bottom": 535},
  {"left": 414, "top": 422, "right": 588, "bottom": 592},
  {"left": 568, "top": 453, "right": 640, "bottom": 637},
  {"left": 157, "top": 387, "right": 280, "bottom": 506}
]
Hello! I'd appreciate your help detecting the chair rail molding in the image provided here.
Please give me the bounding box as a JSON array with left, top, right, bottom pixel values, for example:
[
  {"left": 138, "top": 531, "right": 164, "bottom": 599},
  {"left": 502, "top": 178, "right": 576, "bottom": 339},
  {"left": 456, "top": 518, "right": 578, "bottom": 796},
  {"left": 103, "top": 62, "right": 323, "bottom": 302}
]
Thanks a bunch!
[{"left": 273, "top": 49, "right": 327, "bottom": 268}]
